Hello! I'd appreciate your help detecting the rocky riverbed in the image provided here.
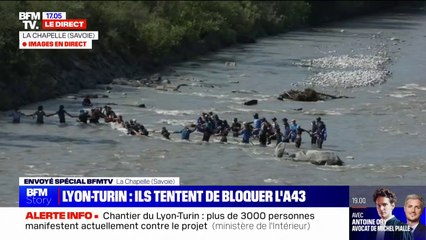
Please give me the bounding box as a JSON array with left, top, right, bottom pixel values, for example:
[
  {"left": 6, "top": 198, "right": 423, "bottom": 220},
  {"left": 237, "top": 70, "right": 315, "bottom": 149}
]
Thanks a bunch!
[{"left": 292, "top": 31, "right": 399, "bottom": 88}]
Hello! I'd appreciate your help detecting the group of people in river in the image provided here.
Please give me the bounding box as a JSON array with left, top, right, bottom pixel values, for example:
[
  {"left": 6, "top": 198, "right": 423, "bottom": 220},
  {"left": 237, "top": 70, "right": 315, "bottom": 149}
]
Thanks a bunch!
[
  {"left": 7, "top": 105, "right": 75, "bottom": 124},
  {"left": 7, "top": 103, "right": 120, "bottom": 125},
  {"left": 188, "top": 111, "right": 327, "bottom": 148},
  {"left": 6, "top": 97, "right": 327, "bottom": 149},
  {"left": 125, "top": 110, "right": 327, "bottom": 149}
]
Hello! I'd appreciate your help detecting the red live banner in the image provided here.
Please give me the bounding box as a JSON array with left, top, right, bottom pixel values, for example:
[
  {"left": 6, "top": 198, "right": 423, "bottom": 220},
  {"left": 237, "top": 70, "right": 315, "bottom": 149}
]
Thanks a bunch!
[{"left": 42, "top": 19, "right": 86, "bottom": 30}]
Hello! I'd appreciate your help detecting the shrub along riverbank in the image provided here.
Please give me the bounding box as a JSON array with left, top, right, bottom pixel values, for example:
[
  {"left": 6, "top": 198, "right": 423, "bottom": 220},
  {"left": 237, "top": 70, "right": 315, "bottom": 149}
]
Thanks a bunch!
[{"left": 0, "top": 1, "right": 410, "bottom": 110}]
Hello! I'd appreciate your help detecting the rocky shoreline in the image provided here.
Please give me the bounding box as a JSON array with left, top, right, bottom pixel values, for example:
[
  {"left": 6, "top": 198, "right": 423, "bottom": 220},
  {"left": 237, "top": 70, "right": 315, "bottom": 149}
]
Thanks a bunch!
[{"left": 291, "top": 30, "right": 401, "bottom": 89}]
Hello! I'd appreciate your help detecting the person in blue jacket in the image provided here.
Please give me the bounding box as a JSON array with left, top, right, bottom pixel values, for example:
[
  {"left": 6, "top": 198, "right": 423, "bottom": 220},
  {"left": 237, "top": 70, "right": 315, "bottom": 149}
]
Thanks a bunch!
[
  {"left": 240, "top": 122, "right": 253, "bottom": 144},
  {"left": 252, "top": 113, "right": 261, "bottom": 137},
  {"left": 175, "top": 126, "right": 196, "bottom": 140},
  {"left": 289, "top": 119, "right": 300, "bottom": 142}
]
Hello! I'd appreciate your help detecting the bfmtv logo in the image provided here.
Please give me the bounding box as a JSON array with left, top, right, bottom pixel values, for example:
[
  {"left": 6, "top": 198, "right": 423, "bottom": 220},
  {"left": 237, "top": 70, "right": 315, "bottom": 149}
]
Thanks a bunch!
[
  {"left": 27, "top": 188, "right": 48, "bottom": 197},
  {"left": 26, "top": 188, "right": 52, "bottom": 206},
  {"left": 19, "top": 12, "right": 41, "bottom": 30}
]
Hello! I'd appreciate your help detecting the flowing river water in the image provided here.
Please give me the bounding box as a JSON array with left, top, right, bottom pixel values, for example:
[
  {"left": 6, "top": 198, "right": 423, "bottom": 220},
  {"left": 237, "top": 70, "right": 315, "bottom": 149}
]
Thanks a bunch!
[{"left": 1, "top": 6, "right": 426, "bottom": 206}]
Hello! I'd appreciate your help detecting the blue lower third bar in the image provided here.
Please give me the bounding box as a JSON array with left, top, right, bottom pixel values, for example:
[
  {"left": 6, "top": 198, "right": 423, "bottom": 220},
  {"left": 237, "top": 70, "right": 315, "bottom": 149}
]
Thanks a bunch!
[{"left": 19, "top": 186, "right": 349, "bottom": 207}]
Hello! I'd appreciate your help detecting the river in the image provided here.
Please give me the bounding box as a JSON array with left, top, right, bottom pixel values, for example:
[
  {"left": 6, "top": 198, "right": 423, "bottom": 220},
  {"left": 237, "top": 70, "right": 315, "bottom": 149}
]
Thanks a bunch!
[{"left": 1, "top": 6, "right": 426, "bottom": 206}]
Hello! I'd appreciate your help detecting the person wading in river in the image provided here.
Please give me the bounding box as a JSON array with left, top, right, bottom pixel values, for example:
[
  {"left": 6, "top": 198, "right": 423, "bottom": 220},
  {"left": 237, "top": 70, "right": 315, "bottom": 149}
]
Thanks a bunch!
[
  {"left": 7, "top": 108, "right": 27, "bottom": 123},
  {"left": 29, "top": 105, "right": 48, "bottom": 124},
  {"left": 231, "top": 118, "right": 242, "bottom": 137},
  {"left": 47, "top": 105, "right": 75, "bottom": 123}
]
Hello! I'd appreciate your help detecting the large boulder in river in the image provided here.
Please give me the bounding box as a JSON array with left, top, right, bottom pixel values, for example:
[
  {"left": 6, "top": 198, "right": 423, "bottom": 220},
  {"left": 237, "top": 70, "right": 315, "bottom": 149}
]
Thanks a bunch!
[
  {"left": 292, "top": 150, "right": 343, "bottom": 166},
  {"left": 278, "top": 88, "right": 351, "bottom": 102},
  {"left": 274, "top": 142, "right": 287, "bottom": 158},
  {"left": 278, "top": 88, "right": 319, "bottom": 101},
  {"left": 244, "top": 99, "right": 258, "bottom": 106}
]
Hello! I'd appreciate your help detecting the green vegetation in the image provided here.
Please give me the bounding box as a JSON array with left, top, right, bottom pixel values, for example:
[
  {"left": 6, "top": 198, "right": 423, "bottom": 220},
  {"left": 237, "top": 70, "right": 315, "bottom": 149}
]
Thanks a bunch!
[{"left": 0, "top": 1, "right": 407, "bottom": 109}]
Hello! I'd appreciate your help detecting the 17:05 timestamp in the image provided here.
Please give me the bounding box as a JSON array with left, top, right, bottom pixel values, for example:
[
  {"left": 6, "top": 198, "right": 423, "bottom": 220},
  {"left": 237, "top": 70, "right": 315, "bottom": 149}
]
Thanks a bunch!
[{"left": 43, "top": 12, "right": 66, "bottom": 20}]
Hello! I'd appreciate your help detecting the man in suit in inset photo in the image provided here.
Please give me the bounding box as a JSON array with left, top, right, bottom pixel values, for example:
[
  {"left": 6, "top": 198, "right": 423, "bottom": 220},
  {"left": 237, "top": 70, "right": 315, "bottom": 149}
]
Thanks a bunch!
[{"left": 404, "top": 194, "right": 426, "bottom": 240}]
